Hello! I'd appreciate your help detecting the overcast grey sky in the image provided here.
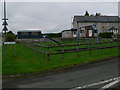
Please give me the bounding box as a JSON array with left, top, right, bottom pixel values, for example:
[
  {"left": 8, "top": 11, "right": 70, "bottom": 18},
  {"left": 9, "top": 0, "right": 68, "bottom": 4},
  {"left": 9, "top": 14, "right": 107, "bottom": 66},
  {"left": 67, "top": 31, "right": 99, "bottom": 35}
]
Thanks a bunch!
[{"left": 0, "top": 1, "right": 119, "bottom": 34}]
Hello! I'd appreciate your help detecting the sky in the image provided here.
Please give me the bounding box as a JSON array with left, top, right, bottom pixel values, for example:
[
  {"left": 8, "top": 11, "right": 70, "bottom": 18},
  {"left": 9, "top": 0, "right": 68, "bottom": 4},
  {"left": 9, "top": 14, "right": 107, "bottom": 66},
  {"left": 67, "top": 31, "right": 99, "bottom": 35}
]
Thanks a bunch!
[{"left": 0, "top": 0, "right": 119, "bottom": 34}]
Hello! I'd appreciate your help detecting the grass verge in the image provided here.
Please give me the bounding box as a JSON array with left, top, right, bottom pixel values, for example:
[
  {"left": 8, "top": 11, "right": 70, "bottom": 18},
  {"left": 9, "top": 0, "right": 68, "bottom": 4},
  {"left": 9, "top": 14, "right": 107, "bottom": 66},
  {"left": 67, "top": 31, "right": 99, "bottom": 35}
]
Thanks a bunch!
[{"left": 2, "top": 44, "right": 119, "bottom": 75}]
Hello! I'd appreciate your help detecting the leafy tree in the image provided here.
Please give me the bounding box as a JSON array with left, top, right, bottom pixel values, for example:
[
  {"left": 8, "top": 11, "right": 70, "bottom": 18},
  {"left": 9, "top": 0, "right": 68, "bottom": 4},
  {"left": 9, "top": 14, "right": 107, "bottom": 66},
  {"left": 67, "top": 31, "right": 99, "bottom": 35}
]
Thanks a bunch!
[
  {"left": 95, "top": 13, "right": 101, "bottom": 16},
  {"left": 7, "top": 31, "right": 13, "bottom": 34},
  {"left": 5, "top": 31, "right": 16, "bottom": 41}
]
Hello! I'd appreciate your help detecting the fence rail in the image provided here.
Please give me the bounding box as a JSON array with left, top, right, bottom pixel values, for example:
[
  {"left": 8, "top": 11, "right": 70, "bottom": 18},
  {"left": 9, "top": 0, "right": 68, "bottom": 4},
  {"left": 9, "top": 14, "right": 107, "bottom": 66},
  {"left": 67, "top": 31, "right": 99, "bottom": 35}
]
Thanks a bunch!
[
  {"left": 32, "top": 41, "right": 118, "bottom": 48},
  {"left": 23, "top": 41, "right": 120, "bottom": 61}
]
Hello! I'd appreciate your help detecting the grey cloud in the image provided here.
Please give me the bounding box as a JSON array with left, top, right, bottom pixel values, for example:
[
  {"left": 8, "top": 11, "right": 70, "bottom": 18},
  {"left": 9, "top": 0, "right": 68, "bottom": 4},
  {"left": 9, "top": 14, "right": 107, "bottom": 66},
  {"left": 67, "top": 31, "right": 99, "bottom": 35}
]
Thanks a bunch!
[{"left": 1, "top": 2, "right": 118, "bottom": 34}]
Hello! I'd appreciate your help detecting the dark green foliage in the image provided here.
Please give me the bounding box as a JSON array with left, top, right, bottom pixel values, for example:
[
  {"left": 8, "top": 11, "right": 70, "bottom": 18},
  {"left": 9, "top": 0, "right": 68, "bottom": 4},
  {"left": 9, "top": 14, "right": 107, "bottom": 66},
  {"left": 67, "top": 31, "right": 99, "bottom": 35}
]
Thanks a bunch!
[
  {"left": 7, "top": 31, "right": 13, "bottom": 34},
  {"left": 99, "top": 32, "right": 114, "bottom": 38},
  {"left": 42, "top": 33, "right": 62, "bottom": 38},
  {"left": 5, "top": 31, "right": 16, "bottom": 41}
]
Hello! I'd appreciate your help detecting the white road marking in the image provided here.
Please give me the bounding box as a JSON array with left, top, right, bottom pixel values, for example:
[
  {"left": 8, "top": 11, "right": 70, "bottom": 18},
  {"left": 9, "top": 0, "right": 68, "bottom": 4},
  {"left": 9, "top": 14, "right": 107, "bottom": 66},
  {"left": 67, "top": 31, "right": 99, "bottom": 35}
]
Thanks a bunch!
[
  {"left": 99, "top": 78, "right": 120, "bottom": 90},
  {"left": 70, "top": 76, "right": 120, "bottom": 90}
]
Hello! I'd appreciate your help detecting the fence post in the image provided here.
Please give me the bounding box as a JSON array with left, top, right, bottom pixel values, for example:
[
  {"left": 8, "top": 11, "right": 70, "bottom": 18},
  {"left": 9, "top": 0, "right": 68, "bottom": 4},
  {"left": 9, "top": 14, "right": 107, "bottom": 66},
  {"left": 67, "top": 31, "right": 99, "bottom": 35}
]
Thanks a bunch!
[
  {"left": 14, "top": 44, "right": 16, "bottom": 56},
  {"left": 47, "top": 47, "right": 50, "bottom": 62},
  {"left": 62, "top": 44, "right": 64, "bottom": 60},
  {"left": 89, "top": 43, "right": 91, "bottom": 56},
  {"left": 110, "top": 41, "right": 113, "bottom": 51},
  {"left": 99, "top": 42, "right": 102, "bottom": 53},
  {"left": 77, "top": 44, "right": 79, "bottom": 57}
]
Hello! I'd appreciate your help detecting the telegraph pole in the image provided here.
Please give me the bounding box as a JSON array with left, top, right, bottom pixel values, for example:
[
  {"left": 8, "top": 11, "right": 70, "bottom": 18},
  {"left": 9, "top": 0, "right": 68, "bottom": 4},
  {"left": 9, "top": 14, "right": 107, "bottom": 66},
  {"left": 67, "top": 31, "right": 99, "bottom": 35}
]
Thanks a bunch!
[
  {"left": 2, "top": 0, "right": 8, "bottom": 43},
  {"left": 2, "top": 0, "right": 8, "bottom": 56}
]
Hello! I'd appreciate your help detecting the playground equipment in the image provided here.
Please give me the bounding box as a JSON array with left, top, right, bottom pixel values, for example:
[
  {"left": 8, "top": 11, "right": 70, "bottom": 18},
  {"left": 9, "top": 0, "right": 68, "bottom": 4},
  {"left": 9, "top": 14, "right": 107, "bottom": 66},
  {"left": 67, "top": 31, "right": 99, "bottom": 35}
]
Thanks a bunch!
[
  {"left": 76, "top": 24, "right": 102, "bottom": 49},
  {"left": 93, "top": 24, "right": 102, "bottom": 49}
]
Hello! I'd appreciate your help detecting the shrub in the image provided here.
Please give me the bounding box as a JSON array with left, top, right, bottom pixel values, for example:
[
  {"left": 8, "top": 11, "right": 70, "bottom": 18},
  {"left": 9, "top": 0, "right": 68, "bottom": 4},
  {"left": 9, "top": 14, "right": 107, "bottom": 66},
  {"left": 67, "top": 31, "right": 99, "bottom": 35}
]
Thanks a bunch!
[
  {"left": 5, "top": 33, "right": 16, "bottom": 42},
  {"left": 99, "top": 32, "right": 114, "bottom": 38}
]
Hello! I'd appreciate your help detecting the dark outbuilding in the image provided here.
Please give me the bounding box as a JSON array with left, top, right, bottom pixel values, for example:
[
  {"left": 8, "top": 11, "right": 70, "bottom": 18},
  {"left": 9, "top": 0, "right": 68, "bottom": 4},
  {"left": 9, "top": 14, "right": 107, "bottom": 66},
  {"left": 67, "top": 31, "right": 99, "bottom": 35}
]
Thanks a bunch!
[{"left": 17, "top": 30, "right": 42, "bottom": 39}]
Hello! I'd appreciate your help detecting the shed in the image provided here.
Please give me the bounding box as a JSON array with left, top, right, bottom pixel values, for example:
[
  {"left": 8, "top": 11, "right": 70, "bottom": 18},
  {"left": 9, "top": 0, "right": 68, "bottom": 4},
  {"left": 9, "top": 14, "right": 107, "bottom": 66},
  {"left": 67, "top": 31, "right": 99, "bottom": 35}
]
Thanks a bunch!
[{"left": 17, "top": 30, "right": 42, "bottom": 39}]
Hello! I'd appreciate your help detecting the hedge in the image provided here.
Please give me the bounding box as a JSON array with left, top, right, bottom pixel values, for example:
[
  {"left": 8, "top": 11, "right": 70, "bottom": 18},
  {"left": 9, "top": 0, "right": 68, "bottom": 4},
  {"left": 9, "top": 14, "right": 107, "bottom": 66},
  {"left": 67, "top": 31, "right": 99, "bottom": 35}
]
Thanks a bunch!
[{"left": 99, "top": 32, "right": 114, "bottom": 38}]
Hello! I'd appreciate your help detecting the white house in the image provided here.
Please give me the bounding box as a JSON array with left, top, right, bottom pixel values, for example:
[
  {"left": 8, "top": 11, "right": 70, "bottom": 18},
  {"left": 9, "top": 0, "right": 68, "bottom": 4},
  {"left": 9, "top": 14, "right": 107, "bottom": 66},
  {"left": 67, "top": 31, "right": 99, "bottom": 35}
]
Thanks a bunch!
[
  {"left": 62, "top": 25, "right": 98, "bottom": 38},
  {"left": 62, "top": 15, "right": 120, "bottom": 38},
  {"left": 106, "top": 27, "right": 120, "bottom": 34},
  {"left": 73, "top": 16, "right": 120, "bottom": 33},
  {"left": 62, "top": 29, "right": 77, "bottom": 38}
]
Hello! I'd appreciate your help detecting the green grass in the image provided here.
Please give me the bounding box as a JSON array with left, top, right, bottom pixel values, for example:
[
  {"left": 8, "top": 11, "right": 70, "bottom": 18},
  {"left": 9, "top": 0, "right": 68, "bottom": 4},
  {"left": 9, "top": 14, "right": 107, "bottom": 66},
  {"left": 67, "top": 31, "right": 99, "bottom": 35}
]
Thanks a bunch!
[
  {"left": 32, "top": 41, "right": 118, "bottom": 54},
  {"left": 2, "top": 43, "right": 119, "bottom": 75},
  {"left": 0, "top": 45, "right": 2, "bottom": 75},
  {"left": 39, "top": 38, "right": 113, "bottom": 45}
]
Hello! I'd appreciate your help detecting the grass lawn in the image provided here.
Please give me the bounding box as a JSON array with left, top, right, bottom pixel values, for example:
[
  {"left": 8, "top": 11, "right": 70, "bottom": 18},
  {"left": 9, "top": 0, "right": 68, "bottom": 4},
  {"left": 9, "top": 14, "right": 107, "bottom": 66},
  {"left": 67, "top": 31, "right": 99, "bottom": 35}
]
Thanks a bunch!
[
  {"left": 33, "top": 41, "right": 118, "bottom": 54},
  {"left": 0, "top": 45, "right": 1, "bottom": 75},
  {"left": 39, "top": 38, "right": 112, "bottom": 45},
  {"left": 2, "top": 43, "right": 119, "bottom": 75}
]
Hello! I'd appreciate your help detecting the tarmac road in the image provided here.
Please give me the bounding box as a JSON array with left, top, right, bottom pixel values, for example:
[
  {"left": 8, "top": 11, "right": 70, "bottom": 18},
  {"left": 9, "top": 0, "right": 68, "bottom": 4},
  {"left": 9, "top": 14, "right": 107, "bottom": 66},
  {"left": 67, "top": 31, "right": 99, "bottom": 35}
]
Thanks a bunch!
[{"left": 2, "top": 57, "right": 119, "bottom": 89}]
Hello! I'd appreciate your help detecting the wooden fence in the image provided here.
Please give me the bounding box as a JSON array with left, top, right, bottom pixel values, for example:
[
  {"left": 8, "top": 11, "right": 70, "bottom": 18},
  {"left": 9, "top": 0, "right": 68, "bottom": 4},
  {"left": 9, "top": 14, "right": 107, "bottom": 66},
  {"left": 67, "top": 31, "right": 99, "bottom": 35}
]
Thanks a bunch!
[{"left": 23, "top": 41, "right": 120, "bottom": 62}]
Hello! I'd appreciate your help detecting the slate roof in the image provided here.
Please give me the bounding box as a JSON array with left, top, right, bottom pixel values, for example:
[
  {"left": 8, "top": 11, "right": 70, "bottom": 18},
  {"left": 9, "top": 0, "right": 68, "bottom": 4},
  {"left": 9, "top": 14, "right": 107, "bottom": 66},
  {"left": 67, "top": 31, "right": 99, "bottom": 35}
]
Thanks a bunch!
[
  {"left": 109, "top": 27, "right": 119, "bottom": 30},
  {"left": 74, "top": 16, "right": 120, "bottom": 23},
  {"left": 85, "top": 25, "right": 94, "bottom": 30},
  {"left": 62, "top": 28, "right": 77, "bottom": 32},
  {"left": 18, "top": 30, "right": 41, "bottom": 32}
]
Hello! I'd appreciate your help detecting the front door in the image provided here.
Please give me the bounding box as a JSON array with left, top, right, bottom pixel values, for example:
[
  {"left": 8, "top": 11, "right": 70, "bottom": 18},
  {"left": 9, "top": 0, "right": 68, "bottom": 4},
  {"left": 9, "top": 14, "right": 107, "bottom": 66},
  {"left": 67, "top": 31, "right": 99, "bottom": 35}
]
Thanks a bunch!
[
  {"left": 86, "top": 30, "right": 89, "bottom": 38},
  {"left": 89, "top": 30, "right": 92, "bottom": 37}
]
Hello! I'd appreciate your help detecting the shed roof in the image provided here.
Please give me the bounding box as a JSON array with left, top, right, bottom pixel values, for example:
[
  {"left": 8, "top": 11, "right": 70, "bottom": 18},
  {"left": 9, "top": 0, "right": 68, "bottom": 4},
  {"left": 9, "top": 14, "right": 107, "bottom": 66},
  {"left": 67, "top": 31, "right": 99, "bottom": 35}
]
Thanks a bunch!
[
  {"left": 62, "top": 29, "right": 77, "bottom": 32},
  {"left": 18, "top": 30, "right": 41, "bottom": 32},
  {"left": 74, "top": 16, "right": 120, "bottom": 23}
]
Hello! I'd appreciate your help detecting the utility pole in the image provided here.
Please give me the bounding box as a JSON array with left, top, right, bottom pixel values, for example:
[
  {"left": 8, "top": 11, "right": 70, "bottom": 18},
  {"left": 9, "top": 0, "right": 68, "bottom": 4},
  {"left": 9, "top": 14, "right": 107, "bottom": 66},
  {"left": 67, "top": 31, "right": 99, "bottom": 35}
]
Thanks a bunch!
[
  {"left": 2, "top": 0, "right": 8, "bottom": 43},
  {"left": 2, "top": 0, "right": 8, "bottom": 56}
]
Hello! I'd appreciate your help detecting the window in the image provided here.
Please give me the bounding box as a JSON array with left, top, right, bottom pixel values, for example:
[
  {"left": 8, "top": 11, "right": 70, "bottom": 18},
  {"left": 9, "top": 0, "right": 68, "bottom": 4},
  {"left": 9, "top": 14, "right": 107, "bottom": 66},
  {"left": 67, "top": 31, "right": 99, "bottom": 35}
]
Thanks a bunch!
[
  {"left": 73, "top": 31, "right": 76, "bottom": 34},
  {"left": 22, "top": 32, "right": 28, "bottom": 35},
  {"left": 80, "top": 30, "right": 84, "bottom": 33},
  {"left": 94, "top": 30, "right": 98, "bottom": 33},
  {"left": 103, "top": 26, "right": 105, "bottom": 28},
  {"left": 66, "top": 31, "right": 70, "bottom": 34},
  {"left": 32, "top": 32, "right": 38, "bottom": 35}
]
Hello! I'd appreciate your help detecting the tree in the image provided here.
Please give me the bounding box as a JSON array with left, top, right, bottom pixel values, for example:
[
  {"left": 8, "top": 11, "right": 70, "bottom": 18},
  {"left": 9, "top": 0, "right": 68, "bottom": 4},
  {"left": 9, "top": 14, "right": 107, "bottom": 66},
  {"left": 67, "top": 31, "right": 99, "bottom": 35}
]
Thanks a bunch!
[
  {"left": 5, "top": 31, "right": 16, "bottom": 41},
  {"left": 95, "top": 13, "right": 101, "bottom": 16},
  {"left": 85, "top": 11, "right": 89, "bottom": 16},
  {"left": 7, "top": 31, "right": 13, "bottom": 34},
  {"left": 90, "top": 14, "right": 94, "bottom": 16}
]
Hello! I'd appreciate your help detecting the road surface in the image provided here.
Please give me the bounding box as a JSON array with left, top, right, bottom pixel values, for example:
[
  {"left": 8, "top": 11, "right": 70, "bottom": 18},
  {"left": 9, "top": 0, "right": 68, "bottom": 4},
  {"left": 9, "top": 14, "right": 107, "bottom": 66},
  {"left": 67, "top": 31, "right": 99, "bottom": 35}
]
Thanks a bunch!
[{"left": 2, "top": 57, "right": 119, "bottom": 89}]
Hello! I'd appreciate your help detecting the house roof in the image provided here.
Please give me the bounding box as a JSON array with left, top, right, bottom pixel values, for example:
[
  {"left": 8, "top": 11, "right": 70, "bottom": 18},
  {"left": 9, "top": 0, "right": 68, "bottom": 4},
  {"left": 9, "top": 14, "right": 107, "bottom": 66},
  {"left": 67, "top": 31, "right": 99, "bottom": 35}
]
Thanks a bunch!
[
  {"left": 62, "top": 29, "right": 77, "bottom": 32},
  {"left": 109, "top": 27, "right": 119, "bottom": 30},
  {"left": 18, "top": 30, "right": 41, "bottom": 32},
  {"left": 85, "top": 25, "right": 94, "bottom": 30},
  {"left": 62, "top": 25, "right": 95, "bottom": 32},
  {"left": 74, "top": 16, "right": 120, "bottom": 23}
]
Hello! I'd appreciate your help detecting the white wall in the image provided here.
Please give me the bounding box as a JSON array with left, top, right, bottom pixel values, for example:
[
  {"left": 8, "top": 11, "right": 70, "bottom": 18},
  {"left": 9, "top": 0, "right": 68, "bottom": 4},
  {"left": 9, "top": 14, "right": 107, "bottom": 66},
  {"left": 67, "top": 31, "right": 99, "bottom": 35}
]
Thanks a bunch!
[
  {"left": 73, "top": 20, "right": 119, "bottom": 33},
  {"left": 62, "top": 31, "right": 73, "bottom": 38}
]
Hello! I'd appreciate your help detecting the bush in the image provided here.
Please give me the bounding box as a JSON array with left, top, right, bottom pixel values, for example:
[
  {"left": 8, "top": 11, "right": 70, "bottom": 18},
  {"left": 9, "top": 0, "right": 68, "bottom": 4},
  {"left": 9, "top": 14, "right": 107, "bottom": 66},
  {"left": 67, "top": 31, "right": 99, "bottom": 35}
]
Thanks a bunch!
[
  {"left": 5, "top": 33, "right": 16, "bottom": 42},
  {"left": 42, "top": 33, "right": 62, "bottom": 38},
  {"left": 99, "top": 32, "right": 114, "bottom": 38}
]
